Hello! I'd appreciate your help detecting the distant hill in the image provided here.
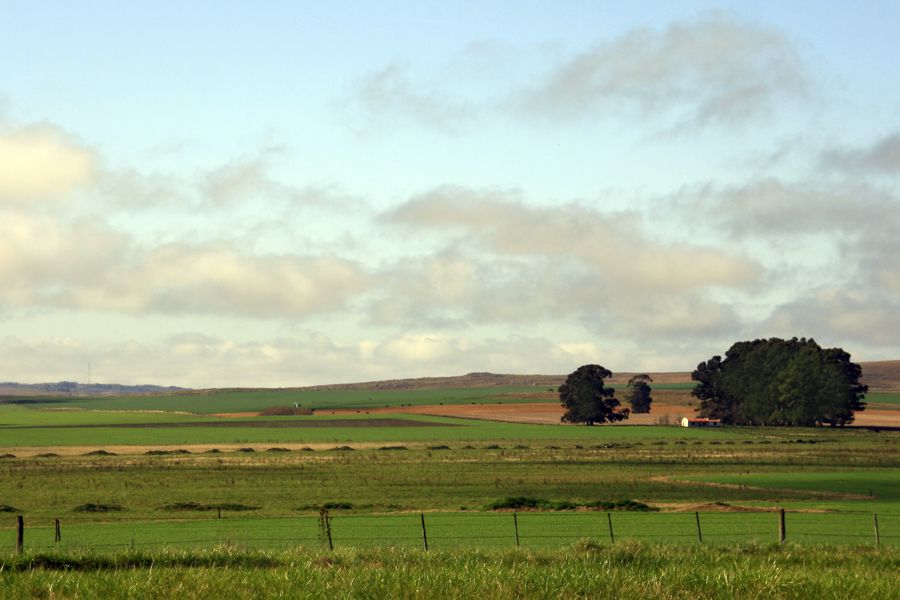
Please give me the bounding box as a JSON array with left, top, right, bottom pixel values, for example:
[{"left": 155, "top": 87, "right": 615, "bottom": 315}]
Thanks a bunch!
[
  {"left": 0, "top": 381, "right": 188, "bottom": 397},
  {"left": 1, "top": 360, "right": 896, "bottom": 396},
  {"left": 856, "top": 360, "right": 900, "bottom": 390},
  {"left": 290, "top": 360, "right": 900, "bottom": 392}
]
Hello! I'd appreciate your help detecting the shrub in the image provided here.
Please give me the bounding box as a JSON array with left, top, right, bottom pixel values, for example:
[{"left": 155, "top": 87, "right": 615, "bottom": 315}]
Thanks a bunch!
[
  {"left": 74, "top": 503, "right": 124, "bottom": 513},
  {"left": 160, "top": 502, "right": 260, "bottom": 512},
  {"left": 259, "top": 406, "right": 314, "bottom": 416},
  {"left": 583, "top": 500, "right": 658, "bottom": 512}
]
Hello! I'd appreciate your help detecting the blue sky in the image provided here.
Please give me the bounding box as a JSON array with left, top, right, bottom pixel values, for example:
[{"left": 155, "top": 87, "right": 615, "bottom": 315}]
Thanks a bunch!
[{"left": 1, "top": 2, "right": 898, "bottom": 386}]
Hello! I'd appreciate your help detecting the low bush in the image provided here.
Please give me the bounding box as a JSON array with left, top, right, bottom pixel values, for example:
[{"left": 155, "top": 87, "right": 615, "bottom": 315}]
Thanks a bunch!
[
  {"left": 160, "top": 502, "right": 260, "bottom": 512},
  {"left": 486, "top": 497, "right": 657, "bottom": 511},
  {"left": 73, "top": 503, "right": 124, "bottom": 513},
  {"left": 259, "top": 406, "right": 314, "bottom": 416},
  {"left": 583, "top": 499, "right": 658, "bottom": 512}
]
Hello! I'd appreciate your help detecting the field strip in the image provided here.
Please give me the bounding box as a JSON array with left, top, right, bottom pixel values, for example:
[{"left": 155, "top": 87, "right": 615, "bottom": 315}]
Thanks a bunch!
[
  {"left": 4, "top": 417, "right": 454, "bottom": 429},
  {"left": 321, "top": 402, "right": 900, "bottom": 428},
  {"left": 0, "top": 442, "right": 423, "bottom": 457},
  {"left": 652, "top": 475, "right": 874, "bottom": 501},
  {"left": 323, "top": 402, "right": 708, "bottom": 425}
]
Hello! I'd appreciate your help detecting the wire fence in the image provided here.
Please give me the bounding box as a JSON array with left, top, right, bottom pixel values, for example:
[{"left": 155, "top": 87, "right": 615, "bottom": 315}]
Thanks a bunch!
[{"left": 4, "top": 510, "right": 900, "bottom": 553}]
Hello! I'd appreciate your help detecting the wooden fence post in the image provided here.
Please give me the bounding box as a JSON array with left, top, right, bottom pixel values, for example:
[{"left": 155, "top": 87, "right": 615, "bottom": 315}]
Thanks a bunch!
[
  {"left": 695, "top": 511, "right": 702, "bottom": 543},
  {"left": 325, "top": 514, "right": 333, "bottom": 551},
  {"left": 318, "top": 509, "right": 333, "bottom": 551},
  {"left": 874, "top": 513, "right": 880, "bottom": 547},
  {"left": 513, "top": 512, "right": 520, "bottom": 548},
  {"left": 607, "top": 512, "right": 615, "bottom": 544},
  {"left": 778, "top": 509, "right": 786, "bottom": 544},
  {"left": 55, "top": 518, "right": 61, "bottom": 543},
  {"left": 16, "top": 515, "right": 23, "bottom": 553},
  {"left": 420, "top": 513, "right": 428, "bottom": 551}
]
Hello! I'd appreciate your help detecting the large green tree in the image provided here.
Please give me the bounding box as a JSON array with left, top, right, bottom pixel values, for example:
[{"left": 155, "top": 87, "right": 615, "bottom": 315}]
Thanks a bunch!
[
  {"left": 559, "top": 364, "right": 630, "bottom": 425},
  {"left": 626, "top": 374, "right": 653, "bottom": 414},
  {"left": 691, "top": 338, "right": 867, "bottom": 426}
]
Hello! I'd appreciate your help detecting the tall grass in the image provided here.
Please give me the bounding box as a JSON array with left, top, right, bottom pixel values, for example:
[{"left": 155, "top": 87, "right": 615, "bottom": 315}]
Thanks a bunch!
[{"left": 0, "top": 543, "right": 896, "bottom": 599}]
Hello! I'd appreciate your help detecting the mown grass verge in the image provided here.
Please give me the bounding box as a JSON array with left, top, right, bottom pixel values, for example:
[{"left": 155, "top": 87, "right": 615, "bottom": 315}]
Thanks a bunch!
[{"left": 0, "top": 543, "right": 896, "bottom": 599}]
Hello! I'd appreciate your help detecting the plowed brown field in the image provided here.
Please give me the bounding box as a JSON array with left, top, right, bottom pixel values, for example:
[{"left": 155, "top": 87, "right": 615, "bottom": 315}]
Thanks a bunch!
[{"left": 323, "top": 402, "right": 900, "bottom": 428}]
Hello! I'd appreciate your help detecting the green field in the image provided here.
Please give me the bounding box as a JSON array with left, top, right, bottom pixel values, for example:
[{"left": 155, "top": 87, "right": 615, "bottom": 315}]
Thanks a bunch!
[
  {"left": 0, "top": 386, "right": 546, "bottom": 414},
  {"left": 5, "top": 509, "right": 899, "bottom": 553},
  {"left": 868, "top": 391, "right": 900, "bottom": 406},
  {"left": 0, "top": 403, "right": 751, "bottom": 446},
  {"left": 1, "top": 387, "right": 899, "bottom": 598},
  {"left": 1, "top": 544, "right": 897, "bottom": 600},
  {"left": 2, "top": 386, "right": 898, "bottom": 558}
]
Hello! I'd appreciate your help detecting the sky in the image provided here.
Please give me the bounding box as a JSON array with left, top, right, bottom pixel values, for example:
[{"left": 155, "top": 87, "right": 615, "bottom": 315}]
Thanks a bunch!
[{"left": 1, "top": 1, "right": 898, "bottom": 387}]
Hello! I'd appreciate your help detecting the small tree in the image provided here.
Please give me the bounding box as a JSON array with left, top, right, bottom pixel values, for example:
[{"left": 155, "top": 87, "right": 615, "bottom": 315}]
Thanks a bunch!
[
  {"left": 559, "top": 364, "right": 629, "bottom": 425},
  {"left": 626, "top": 374, "right": 653, "bottom": 414}
]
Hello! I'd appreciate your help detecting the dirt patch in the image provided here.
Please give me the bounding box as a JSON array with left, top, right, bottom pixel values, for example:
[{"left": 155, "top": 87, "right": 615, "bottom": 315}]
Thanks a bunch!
[
  {"left": 321, "top": 400, "right": 900, "bottom": 429},
  {"left": 7, "top": 418, "right": 455, "bottom": 430},
  {"left": 850, "top": 408, "right": 900, "bottom": 428},
  {"left": 659, "top": 502, "right": 832, "bottom": 513},
  {"left": 0, "top": 442, "right": 418, "bottom": 457},
  {"left": 650, "top": 475, "right": 873, "bottom": 501},
  {"left": 211, "top": 412, "right": 262, "bottom": 418},
  {"left": 323, "top": 402, "right": 695, "bottom": 426}
]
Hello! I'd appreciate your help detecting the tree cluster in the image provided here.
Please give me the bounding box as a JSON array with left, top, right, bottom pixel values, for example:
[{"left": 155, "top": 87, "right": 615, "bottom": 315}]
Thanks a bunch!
[
  {"left": 559, "top": 364, "right": 630, "bottom": 425},
  {"left": 626, "top": 374, "right": 653, "bottom": 414},
  {"left": 691, "top": 338, "right": 867, "bottom": 426}
]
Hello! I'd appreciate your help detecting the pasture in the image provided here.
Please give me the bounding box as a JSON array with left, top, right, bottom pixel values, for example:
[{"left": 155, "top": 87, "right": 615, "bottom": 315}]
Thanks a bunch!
[
  {"left": 2, "top": 384, "right": 899, "bottom": 598},
  {"left": 2, "top": 544, "right": 897, "bottom": 600}
]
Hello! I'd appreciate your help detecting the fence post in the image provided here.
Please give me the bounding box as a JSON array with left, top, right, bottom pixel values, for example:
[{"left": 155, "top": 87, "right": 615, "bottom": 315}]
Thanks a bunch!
[
  {"left": 513, "top": 512, "right": 520, "bottom": 548},
  {"left": 420, "top": 513, "right": 428, "bottom": 551},
  {"left": 607, "top": 512, "right": 615, "bottom": 544},
  {"left": 874, "top": 513, "right": 880, "bottom": 547},
  {"left": 319, "top": 509, "right": 333, "bottom": 551},
  {"left": 326, "top": 514, "right": 333, "bottom": 551},
  {"left": 695, "top": 511, "right": 702, "bottom": 543},
  {"left": 778, "top": 509, "right": 786, "bottom": 544},
  {"left": 16, "top": 515, "right": 23, "bottom": 553},
  {"left": 55, "top": 518, "right": 61, "bottom": 543}
]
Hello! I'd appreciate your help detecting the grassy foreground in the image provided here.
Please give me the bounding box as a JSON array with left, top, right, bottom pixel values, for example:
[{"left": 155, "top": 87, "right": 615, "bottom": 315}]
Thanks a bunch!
[{"left": 1, "top": 543, "right": 897, "bottom": 599}]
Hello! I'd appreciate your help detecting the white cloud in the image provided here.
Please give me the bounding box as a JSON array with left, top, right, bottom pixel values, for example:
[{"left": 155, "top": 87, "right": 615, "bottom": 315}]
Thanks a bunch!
[
  {"left": 385, "top": 185, "right": 760, "bottom": 292},
  {"left": 352, "top": 63, "right": 476, "bottom": 133},
  {"left": 764, "top": 288, "right": 900, "bottom": 350},
  {"left": 0, "top": 211, "right": 372, "bottom": 319},
  {"left": 514, "top": 13, "right": 808, "bottom": 129},
  {"left": 821, "top": 132, "right": 900, "bottom": 174},
  {"left": 0, "top": 332, "right": 638, "bottom": 388},
  {"left": 375, "top": 185, "right": 756, "bottom": 339},
  {"left": 673, "top": 178, "right": 898, "bottom": 238},
  {"left": 0, "top": 124, "right": 96, "bottom": 201}
]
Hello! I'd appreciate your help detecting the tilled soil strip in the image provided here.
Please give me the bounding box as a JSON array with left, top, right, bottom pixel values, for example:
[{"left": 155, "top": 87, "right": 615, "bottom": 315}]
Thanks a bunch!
[{"left": 2, "top": 418, "right": 455, "bottom": 429}]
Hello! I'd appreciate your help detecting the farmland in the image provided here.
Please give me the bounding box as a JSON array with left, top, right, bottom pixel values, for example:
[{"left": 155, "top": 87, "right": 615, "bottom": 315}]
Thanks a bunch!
[{"left": 2, "top": 380, "right": 899, "bottom": 598}]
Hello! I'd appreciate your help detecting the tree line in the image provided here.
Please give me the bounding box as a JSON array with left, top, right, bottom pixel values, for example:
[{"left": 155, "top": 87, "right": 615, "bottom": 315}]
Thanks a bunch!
[
  {"left": 559, "top": 337, "right": 866, "bottom": 427},
  {"left": 691, "top": 337, "right": 866, "bottom": 426}
]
